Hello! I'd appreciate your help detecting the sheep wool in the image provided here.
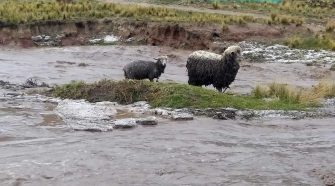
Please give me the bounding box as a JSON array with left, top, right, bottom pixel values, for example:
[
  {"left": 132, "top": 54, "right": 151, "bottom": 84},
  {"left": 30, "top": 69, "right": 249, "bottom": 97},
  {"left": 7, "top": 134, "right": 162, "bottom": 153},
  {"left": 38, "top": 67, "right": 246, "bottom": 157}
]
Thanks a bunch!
[
  {"left": 123, "top": 56, "right": 167, "bottom": 82},
  {"left": 186, "top": 45, "right": 241, "bottom": 92},
  {"left": 188, "top": 50, "right": 223, "bottom": 61}
]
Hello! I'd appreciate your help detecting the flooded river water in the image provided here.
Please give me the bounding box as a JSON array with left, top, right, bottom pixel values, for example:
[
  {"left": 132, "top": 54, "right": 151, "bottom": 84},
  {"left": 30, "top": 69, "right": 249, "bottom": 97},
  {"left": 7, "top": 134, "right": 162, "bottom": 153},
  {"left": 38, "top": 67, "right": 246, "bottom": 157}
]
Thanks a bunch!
[{"left": 0, "top": 44, "right": 335, "bottom": 185}]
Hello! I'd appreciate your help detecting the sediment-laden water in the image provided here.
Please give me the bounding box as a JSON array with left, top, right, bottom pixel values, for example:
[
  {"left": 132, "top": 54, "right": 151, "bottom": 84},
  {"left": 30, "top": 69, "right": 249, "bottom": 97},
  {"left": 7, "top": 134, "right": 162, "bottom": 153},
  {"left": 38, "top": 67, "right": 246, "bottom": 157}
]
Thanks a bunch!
[{"left": 1, "top": 44, "right": 335, "bottom": 185}]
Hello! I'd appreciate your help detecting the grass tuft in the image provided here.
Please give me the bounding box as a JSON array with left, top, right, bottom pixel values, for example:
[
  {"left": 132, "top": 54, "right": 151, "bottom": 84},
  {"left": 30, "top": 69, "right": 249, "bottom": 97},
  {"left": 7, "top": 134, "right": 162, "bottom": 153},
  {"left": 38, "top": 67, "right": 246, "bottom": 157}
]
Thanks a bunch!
[
  {"left": 284, "top": 34, "right": 335, "bottom": 51},
  {"left": 251, "top": 81, "right": 335, "bottom": 105},
  {"left": 326, "top": 19, "right": 335, "bottom": 32},
  {"left": 212, "top": 1, "right": 220, "bottom": 9}
]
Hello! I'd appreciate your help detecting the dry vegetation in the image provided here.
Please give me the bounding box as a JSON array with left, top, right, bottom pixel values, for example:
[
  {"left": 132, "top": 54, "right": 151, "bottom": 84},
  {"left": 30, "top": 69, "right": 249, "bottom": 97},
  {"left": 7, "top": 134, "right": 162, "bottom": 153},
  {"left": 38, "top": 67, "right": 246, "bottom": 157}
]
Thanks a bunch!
[
  {"left": 147, "top": 0, "right": 335, "bottom": 50},
  {"left": 0, "top": 0, "right": 314, "bottom": 27},
  {"left": 252, "top": 81, "right": 335, "bottom": 105},
  {"left": 285, "top": 34, "right": 335, "bottom": 51},
  {"left": 307, "top": 0, "right": 335, "bottom": 8},
  {"left": 0, "top": 0, "right": 259, "bottom": 25},
  {"left": 180, "top": 0, "right": 335, "bottom": 20},
  {"left": 326, "top": 19, "right": 335, "bottom": 33},
  {"left": 268, "top": 13, "right": 303, "bottom": 26}
]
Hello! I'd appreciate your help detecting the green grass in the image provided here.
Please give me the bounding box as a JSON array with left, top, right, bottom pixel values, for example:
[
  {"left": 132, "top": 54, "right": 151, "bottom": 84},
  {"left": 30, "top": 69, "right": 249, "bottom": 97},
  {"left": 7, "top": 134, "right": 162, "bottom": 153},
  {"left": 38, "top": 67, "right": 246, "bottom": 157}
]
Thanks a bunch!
[
  {"left": 51, "top": 80, "right": 315, "bottom": 110},
  {"left": 284, "top": 34, "right": 335, "bottom": 51},
  {"left": 0, "top": 0, "right": 259, "bottom": 26}
]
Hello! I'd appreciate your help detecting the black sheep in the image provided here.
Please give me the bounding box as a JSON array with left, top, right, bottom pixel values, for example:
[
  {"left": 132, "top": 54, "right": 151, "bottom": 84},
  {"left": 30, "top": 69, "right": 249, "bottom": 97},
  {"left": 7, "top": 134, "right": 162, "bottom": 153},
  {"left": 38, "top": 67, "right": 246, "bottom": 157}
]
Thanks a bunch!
[
  {"left": 186, "top": 45, "right": 241, "bottom": 92},
  {"left": 123, "top": 56, "right": 167, "bottom": 82}
]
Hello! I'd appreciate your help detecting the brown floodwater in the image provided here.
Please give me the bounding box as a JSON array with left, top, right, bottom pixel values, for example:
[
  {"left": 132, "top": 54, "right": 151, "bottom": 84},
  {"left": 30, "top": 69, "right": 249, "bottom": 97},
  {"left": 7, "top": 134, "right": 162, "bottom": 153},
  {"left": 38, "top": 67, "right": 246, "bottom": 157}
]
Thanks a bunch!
[
  {"left": 0, "top": 45, "right": 335, "bottom": 185},
  {"left": 1, "top": 44, "right": 333, "bottom": 93}
]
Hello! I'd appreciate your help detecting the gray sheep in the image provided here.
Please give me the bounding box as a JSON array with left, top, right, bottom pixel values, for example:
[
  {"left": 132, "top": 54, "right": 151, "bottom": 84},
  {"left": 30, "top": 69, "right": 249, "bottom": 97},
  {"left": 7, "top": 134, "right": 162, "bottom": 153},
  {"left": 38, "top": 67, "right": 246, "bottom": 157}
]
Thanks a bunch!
[
  {"left": 186, "top": 45, "right": 242, "bottom": 92},
  {"left": 123, "top": 56, "right": 167, "bottom": 82}
]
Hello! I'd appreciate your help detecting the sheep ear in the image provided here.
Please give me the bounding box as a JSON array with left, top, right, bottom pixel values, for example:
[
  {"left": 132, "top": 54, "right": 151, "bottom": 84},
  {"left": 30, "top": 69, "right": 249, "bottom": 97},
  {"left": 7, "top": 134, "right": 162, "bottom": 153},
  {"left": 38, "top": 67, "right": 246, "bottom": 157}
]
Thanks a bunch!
[{"left": 154, "top": 58, "right": 158, "bottom": 61}]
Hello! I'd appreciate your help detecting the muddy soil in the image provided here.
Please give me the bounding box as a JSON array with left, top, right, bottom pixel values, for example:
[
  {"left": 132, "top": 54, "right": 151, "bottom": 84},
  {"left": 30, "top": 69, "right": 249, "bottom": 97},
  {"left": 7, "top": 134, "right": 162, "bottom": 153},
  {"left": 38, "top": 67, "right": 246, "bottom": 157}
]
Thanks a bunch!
[
  {"left": 0, "top": 19, "right": 216, "bottom": 49},
  {"left": 0, "top": 16, "right": 308, "bottom": 49},
  {"left": 1, "top": 44, "right": 335, "bottom": 185}
]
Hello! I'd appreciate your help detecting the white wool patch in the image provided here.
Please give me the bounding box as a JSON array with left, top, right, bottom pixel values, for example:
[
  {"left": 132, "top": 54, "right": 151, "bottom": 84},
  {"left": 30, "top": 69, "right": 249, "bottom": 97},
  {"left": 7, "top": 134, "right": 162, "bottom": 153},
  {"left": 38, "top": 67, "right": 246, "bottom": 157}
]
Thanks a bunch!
[
  {"left": 155, "top": 56, "right": 168, "bottom": 65},
  {"left": 224, "top": 45, "right": 241, "bottom": 55},
  {"left": 189, "top": 50, "right": 223, "bottom": 61}
]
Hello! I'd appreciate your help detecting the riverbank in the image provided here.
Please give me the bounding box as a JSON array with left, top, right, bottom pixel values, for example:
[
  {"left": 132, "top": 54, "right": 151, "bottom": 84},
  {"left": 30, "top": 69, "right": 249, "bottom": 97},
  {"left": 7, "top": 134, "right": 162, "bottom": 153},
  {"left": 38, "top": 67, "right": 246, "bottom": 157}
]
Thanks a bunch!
[{"left": 1, "top": 0, "right": 333, "bottom": 51}]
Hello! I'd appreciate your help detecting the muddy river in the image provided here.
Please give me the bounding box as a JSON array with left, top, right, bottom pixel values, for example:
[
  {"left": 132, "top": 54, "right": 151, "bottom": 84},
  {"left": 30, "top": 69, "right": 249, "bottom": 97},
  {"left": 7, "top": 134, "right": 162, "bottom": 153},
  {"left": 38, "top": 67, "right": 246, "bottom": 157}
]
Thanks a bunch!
[{"left": 0, "top": 44, "right": 335, "bottom": 185}]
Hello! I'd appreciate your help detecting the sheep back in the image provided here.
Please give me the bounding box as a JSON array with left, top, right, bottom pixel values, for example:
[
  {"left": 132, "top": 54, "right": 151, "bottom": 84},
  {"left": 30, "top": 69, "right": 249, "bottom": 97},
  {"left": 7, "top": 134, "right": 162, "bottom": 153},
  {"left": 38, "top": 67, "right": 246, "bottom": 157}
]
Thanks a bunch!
[
  {"left": 186, "top": 46, "right": 241, "bottom": 91},
  {"left": 186, "top": 52, "right": 222, "bottom": 86},
  {"left": 123, "top": 60, "right": 163, "bottom": 81}
]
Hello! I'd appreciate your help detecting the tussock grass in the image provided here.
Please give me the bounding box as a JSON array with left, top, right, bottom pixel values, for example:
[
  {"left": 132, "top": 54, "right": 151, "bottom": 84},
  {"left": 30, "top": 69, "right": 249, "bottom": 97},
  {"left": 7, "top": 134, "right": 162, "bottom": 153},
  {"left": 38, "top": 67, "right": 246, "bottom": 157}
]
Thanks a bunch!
[
  {"left": 268, "top": 13, "right": 304, "bottom": 26},
  {"left": 306, "top": 0, "right": 335, "bottom": 8},
  {"left": 310, "top": 81, "right": 335, "bottom": 99},
  {"left": 284, "top": 34, "right": 335, "bottom": 51},
  {"left": 217, "top": 0, "right": 333, "bottom": 19},
  {"left": 326, "top": 19, "right": 335, "bottom": 32},
  {"left": 160, "top": 0, "right": 334, "bottom": 23},
  {"left": 252, "top": 81, "right": 335, "bottom": 105},
  {"left": 0, "top": 0, "right": 258, "bottom": 25},
  {"left": 252, "top": 83, "right": 303, "bottom": 104},
  {"left": 51, "top": 80, "right": 312, "bottom": 110},
  {"left": 212, "top": 1, "right": 220, "bottom": 9}
]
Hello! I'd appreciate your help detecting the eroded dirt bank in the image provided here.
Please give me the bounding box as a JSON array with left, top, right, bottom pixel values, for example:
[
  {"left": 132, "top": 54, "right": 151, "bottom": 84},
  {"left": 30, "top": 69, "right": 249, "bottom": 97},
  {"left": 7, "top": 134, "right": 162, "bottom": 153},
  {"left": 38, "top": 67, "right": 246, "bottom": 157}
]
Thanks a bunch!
[{"left": 0, "top": 18, "right": 303, "bottom": 49}]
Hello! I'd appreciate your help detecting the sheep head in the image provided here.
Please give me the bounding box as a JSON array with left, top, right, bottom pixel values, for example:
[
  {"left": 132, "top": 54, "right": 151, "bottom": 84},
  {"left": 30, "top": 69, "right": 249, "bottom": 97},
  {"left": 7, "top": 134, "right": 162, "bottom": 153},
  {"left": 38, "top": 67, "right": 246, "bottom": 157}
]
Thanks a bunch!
[
  {"left": 223, "top": 45, "right": 242, "bottom": 63},
  {"left": 154, "top": 55, "right": 168, "bottom": 73}
]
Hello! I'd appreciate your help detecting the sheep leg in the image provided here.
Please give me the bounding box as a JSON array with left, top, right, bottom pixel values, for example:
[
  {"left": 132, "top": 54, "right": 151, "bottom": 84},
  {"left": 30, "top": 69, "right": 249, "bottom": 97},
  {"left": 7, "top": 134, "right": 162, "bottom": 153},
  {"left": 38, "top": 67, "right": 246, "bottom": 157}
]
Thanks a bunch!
[
  {"left": 222, "top": 87, "right": 229, "bottom": 93},
  {"left": 156, "top": 78, "right": 159, "bottom": 82},
  {"left": 188, "top": 79, "right": 201, "bottom": 86},
  {"left": 216, "top": 87, "right": 222, "bottom": 92}
]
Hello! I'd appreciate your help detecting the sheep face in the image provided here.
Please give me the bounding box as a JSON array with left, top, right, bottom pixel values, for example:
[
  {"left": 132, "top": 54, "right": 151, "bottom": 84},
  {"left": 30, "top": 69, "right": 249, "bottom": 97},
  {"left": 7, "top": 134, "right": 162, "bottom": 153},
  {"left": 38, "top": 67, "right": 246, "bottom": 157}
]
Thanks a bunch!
[
  {"left": 154, "top": 56, "right": 168, "bottom": 73},
  {"left": 223, "top": 45, "right": 242, "bottom": 63}
]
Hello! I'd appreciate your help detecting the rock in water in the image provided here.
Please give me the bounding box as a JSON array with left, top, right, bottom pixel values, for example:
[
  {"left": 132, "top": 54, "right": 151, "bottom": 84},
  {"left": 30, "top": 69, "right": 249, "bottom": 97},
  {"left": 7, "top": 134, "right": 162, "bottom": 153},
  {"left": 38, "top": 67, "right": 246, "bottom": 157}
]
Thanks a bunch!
[
  {"left": 136, "top": 117, "right": 158, "bottom": 125},
  {"left": 31, "top": 35, "right": 43, "bottom": 42},
  {"left": 113, "top": 118, "right": 137, "bottom": 129},
  {"left": 152, "top": 108, "right": 194, "bottom": 120},
  {"left": 322, "top": 173, "right": 335, "bottom": 186},
  {"left": 55, "top": 100, "right": 117, "bottom": 132},
  {"left": 171, "top": 113, "right": 194, "bottom": 121}
]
